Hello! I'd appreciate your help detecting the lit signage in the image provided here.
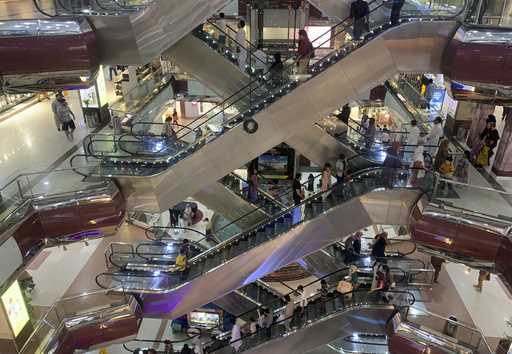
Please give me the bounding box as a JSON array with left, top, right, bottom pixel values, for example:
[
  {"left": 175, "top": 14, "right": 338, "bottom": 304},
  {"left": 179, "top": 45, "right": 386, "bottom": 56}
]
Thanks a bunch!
[{"left": 1, "top": 281, "right": 30, "bottom": 337}]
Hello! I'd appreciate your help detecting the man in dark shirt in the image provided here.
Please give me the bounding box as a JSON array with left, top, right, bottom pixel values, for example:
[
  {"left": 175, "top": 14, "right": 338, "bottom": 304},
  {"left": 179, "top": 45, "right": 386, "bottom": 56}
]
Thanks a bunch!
[
  {"left": 292, "top": 173, "right": 304, "bottom": 205},
  {"left": 350, "top": 0, "right": 369, "bottom": 39}
]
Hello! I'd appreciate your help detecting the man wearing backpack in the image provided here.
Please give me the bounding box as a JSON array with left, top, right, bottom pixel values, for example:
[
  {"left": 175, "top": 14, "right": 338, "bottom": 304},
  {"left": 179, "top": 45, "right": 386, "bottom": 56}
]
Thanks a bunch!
[{"left": 350, "top": 0, "right": 370, "bottom": 40}]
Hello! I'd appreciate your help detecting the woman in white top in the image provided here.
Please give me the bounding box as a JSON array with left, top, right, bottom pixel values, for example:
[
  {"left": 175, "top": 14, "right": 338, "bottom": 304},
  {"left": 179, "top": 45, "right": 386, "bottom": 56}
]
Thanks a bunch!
[
  {"left": 230, "top": 320, "right": 242, "bottom": 352},
  {"left": 427, "top": 116, "right": 444, "bottom": 155},
  {"left": 235, "top": 20, "right": 247, "bottom": 72}
]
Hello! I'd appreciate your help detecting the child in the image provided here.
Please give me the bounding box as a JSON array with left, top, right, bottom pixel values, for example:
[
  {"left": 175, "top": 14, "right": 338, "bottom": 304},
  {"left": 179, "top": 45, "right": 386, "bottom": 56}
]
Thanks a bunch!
[
  {"left": 439, "top": 155, "right": 455, "bottom": 190},
  {"left": 475, "top": 139, "right": 492, "bottom": 167}
]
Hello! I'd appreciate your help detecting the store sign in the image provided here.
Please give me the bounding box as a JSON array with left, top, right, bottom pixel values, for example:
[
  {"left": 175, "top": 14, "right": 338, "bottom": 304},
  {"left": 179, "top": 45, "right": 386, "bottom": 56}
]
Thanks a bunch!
[{"left": 1, "top": 281, "right": 30, "bottom": 337}]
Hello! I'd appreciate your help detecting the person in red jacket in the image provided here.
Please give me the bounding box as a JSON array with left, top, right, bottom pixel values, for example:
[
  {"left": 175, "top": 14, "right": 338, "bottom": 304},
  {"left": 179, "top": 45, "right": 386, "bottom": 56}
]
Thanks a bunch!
[{"left": 297, "top": 29, "right": 314, "bottom": 74}]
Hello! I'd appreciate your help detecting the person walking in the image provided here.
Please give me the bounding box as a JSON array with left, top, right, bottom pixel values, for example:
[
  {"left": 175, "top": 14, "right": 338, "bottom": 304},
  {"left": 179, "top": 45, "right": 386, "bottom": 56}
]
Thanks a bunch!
[
  {"left": 433, "top": 139, "right": 450, "bottom": 172},
  {"left": 180, "top": 344, "right": 193, "bottom": 354},
  {"left": 292, "top": 173, "right": 305, "bottom": 205},
  {"left": 383, "top": 142, "right": 402, "bottom": 187},
  {"left": 235, "top": 20, "right": 247, "bottom": 72},
  {"left": 51, "top": 92, "right": 63, "bottom": 131},
  {"left": 479, "top": 115, "right": 500, "bottom": 164},
  {"left": 390, "top": 0, "right": 405, "bottom": 25},
  {"left": 297, "top": 29, "right": 314, "bottom": 74},
  {"left": 427, "top": 116, "right": 444, "bottom": 155},
  {"left": 350, "top": 0, "right": 370, "bottom": 40},
  {"left": 430, "top": 256, "right": 445, "bottom": 283},
  {"left": 230, "top": 320, "right": 242, "bottom": 352},
  {"left": 405, "top": 119, "right": 420, "bottom": 161},
  {"left": 335, "top": 153, "right": 347, "bottom": 185},
  {"left": 365, "top": 118, "right": 377, "bottom": 149},
  {"left": 321, "top": 163, "right": 333, "bottom": 200},
  {"left": 55, "top": 95, "right": 77, "bottom": 140},
  {"left": 371, "top": 232, "right": 387, "bottom": 259},
  {"left": 217, "top": 12, "right": 227, "bottom": 52},
  {"left": 283, "top": 294, "right": 295, "bottom": 331},
  {"left": 474, "top": 270, "right": 490, "bottom": 292}
]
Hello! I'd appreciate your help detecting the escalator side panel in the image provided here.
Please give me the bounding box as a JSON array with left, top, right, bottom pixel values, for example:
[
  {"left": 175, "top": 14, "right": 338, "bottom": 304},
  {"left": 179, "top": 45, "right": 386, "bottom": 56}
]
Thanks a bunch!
[
  {"left": 162, "top": 33, "right": 251, "bottom": 97},
  {"left": 124, "top": 21, "right": 456, "bottom": 212},
  {"left": 242, "top": 306, "right": 395, "bottom": 354},
  {"left": 496, "top": 237, "right": 512, "bottom": 293},
  {"left": 388, "top": 333, "right": 448, "bottom": 354},
  {"left": 193, "top": 182, "right": 268, "bottom": 229},
  {"left": 286, "top": 125, "right": 353, "bottom": 167},
  {"left": 410, "top": 206, "right": 504, "bottom": 261},
  {"left": 140, "top": 189, "right": 418, "bottom": 319}
]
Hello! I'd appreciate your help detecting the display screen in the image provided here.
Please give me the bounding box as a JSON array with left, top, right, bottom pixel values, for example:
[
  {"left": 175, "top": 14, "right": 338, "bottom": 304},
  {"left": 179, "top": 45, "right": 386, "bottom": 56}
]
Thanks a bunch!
[
  {"left": 1, "top": 281, "right": 30, "bottom": 337},
  {"left": 259, "top": 154, "right": 289, "bottom": 179},
  {"left": 189, "top": 310, "right": 221, "bottom": 329}
]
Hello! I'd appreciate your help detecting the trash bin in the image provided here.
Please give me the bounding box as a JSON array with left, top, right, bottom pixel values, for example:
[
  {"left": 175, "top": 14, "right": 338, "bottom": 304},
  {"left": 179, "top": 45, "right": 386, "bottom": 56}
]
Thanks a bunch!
[{"left": 443, "top": 315, "right": 458, "bottom": 337}]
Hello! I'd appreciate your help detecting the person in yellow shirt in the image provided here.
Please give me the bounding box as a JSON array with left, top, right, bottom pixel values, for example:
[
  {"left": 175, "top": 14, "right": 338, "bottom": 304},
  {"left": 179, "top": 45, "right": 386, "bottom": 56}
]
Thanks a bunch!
[
  {"left": 175, "top": 248, "right": 188, "bottom": 280},
  {"left": 439, "top": 155, "right": 455, "bottom": 191}
]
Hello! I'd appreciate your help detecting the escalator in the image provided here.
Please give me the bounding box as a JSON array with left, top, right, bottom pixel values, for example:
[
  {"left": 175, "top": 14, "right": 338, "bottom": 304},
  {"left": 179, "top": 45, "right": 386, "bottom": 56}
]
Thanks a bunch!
[
  {"left": 93, "top": 167, "right": 431, "bottom": 319},
  {"left": 207, "top": 289, "right": 415, "bottom": 354},
  {"left": 74, "top": 12, "right": 467, "bottom": 213},
  {"left": 194, "top": 173, "right": 286, "bottom": 230},
  {"left": 0, "top": 168, "right": 125, "bottom": 290},
  {"left": 18, "top": 289, "right": 142, "bottom": 354},
  {"left": 0, "top": 0, "right": 231, "bottom": 91}
]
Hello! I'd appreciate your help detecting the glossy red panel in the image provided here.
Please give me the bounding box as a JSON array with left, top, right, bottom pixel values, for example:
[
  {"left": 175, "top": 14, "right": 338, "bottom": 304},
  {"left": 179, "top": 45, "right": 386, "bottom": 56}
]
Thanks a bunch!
[
  {"left": 11, "top": 191, "right": 125, "bottom": 257},
  {"left": 11, "top": 212, "right": 45, "bottom": 257},
  {"left": 410, "top": 207, "right": 503, "bottom": 261},
  {"left": 38, "top": 191, "right": 125, "bottom": 239},
  {"left": 496, "top": 237, "right": 512, "bottom": 290},
  {"left": 55, "top": 312, "right": 141, "bottom": 354},
  {"left": 0, "top": 32, "right": 98, "bottom": 76},
  {"left": 443, "top": 40, "right": 512, "bottom": 86},
  {"left": 388, "top": 334, "right": 446, "bottom": 354}
]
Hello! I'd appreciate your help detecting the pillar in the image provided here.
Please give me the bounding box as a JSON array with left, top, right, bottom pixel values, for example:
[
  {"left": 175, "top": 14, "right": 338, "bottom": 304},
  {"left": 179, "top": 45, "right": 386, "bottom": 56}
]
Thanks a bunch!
[
  {"left": 492, "top": 110, "right": 512, "bottom": 176},
  {"left": 466, "top": 103, "right": 495, "bottom": 148}
]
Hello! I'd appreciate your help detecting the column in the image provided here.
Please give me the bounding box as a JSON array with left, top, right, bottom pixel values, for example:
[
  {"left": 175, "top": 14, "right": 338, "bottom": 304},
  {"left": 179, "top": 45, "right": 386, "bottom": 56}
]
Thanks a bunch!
[{"left": 492, "top": 110, "right": 512, "bottom": 176}]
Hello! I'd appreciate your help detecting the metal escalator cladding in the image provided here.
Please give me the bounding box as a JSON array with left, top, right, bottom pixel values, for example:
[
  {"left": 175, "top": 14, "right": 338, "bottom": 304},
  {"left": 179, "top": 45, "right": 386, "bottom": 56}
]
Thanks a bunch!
[
  {"left": 94, "top": 167, "right": 435, "bottom": 295},
  {"left": 209, "top": 289, "right": 415, "bottom": 354},
  {"left": 75, "top": 0, "right": 464, "bottom": 180}
]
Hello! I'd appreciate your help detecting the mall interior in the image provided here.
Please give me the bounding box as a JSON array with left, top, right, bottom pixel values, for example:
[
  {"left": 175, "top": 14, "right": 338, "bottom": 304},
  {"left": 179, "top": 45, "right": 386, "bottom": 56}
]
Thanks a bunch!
[{"left": 1, "top": 0, "right": 512, "bottom": 353}]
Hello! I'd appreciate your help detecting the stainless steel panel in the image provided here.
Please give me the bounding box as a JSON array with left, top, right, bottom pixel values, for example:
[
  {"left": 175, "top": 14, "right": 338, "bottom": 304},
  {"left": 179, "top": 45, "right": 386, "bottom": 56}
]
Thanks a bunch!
[
  {"left": 308, "top": 0, "right": 351, "bottom": 19},
  {"left": 241, "top": 306, "right": 395, "bottom": 354},
  {"left": 213, "top": 291, "right": 259, "bottom": 317},
  {"left": 193, "top": 182, "right": 268, "bottom": 229},
  {"left": 119, "top": 21, "right": 456, "bottom": 212},
  {"left": 143, "top": 188, "right": 420, "bottom": 319},
  {"left": 89, "top": 0, "right": 232, "bottom": 64},
  {"left": 286, "top": 125, "right": 353, "bottom": 167},
  {"left": 162, "top": 34, "right": 251, "bottom": 97}
]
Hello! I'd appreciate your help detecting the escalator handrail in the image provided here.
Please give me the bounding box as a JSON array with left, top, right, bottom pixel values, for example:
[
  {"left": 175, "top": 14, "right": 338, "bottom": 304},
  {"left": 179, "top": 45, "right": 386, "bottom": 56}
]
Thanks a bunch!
[
  {"left": 135, "top": 241, "right": 203, "bottom": 261},
  {"left": 96, "top": 0, "right": 388, "bottom": 158},
  {"left": 32, "top": 0, "right": 56, "bottom": 17},
  {"left": 212, "top": 289, "right": 416, "bottom": 352},
  {"left": 188, "top": 167, "right": 434, "bottom": 265},
  {"left": 202, "top": 20, "right": 268, "bottom": 67},
  {"left": 222, "top": 172, "right": 288, "bottom": 209}
]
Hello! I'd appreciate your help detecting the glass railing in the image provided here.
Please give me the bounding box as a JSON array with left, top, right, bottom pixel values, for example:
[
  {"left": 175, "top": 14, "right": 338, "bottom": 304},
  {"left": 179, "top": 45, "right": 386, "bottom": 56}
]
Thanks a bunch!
[
  {"left": 33, "top": 0, "right": 151, "bottom": 17},
  {"left": 19, "top": 289, "right": 137, "bottom": 354},
  {"left": 73, "top": 0, "right": 464, "bottom": 178},
  {"left": 431, "top": 177, "right": 512, "bottom": 221},
  {"left": 403, "top": 307, "right": 493, "bottom": 354},
  {"left": 94, "top": 167, "right": 435, "bottom": 291},
  {"left": 219, "top": 173, "right": 287, "bottom": 212},
  {"left": 0, "top": 167, "right": 112, "bottom": 235},
  {"left": 210, "top": 289, "right": 415, "bottom": 354}
]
